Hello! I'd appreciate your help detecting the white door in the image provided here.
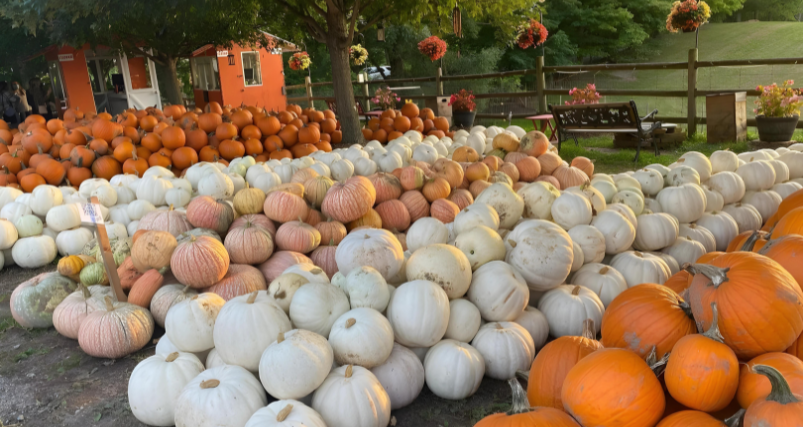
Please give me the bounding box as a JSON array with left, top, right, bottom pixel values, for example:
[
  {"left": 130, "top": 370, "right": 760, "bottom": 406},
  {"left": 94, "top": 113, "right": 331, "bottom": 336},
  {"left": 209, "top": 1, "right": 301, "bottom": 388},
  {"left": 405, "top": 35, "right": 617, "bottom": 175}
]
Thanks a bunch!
[{"left": 120, "top": 53, "right": 162, "bottom": 110}]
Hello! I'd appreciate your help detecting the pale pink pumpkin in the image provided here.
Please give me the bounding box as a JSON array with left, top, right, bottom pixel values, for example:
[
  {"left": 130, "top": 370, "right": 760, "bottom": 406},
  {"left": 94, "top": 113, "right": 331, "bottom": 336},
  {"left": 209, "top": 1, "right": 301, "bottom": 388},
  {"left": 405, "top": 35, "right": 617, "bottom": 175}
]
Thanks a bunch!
[
  {"left": 499, "top": 162, "right": 520, "bottom": 183},
  {"left": 231, "top": 213, "right": 276, "bottom": 237},
  {"left": 204, "top": 264, "right": 267, "bottom": 301},
  {"left": 370, "top": 173, "right": 403, "bottom": 204},
  {"left": 304, "top": 208, "right": 325, "bottom": 227},
  {"left": 137, "top": 206, "right": 193, "bottom": 237},
  {"left": 375, "top": 200, "right": 411, "bottom": 232},
  {"left": 304, "top": 175, "right": 334, "bottom": 208},
  {"left": 291, "top": 167, "right": 319, "bottom": 184},
  {"left": 571, "top": 156, "right": 594, "bottom": 177},
  {"left": 170, "top": 235, "right": 230, "bottom": 288},
  {"left": 504, "top": 151, "right": 528, "bottom": 164},
  {"left": 553, "top": 165, "right": 588, "bottom": 189},
  {"left": 399, "top": 190, "right": 430, "bottom": 222},
  {"left": 449, "top": 189, "right": 474, "bottom": 210},
  {"left": 263, "top": 190, "right": 310, "bottom": 224},
  {"left": 186, "top": 196, "right": 235, "bottom": 234},
  {"left": 78, "top": 296, "right": 154, "bottom": 359},
  {"left": 310, "top": 244, "right": 338, "bottom": 279},
  {"left": 536, "top": 175, "right": 561, "bottom": 190},
  {"left": 432, "top": 159, "right": 464, "bottom": 189},
  {"left": 399, "top": 166, "right": 426, "bottom": 191},
  {"left": 321, "top": 176, "right": 376, "bottom": 223},
  {"left": 315, "top": 220, "right": 347, "bottom": 245},
  {"left": 431, "top": 199, "right": 460, "bottom": 223},
  {"left": 149, "top": 285, "right": 198, "bottom": 328},
  {"left": 224, "top": 219, "right": 275, "bottom": 264},
  {"left": 257, "top": 251, "right": 312, "bottom": 283},
  {"left": 53, "top": 285, "right": 111, "bottom": 339},
  {"left": 538, "top": 152, "right": 563, "bottom": 175},
  {"left": 275, "top": 220, "right": 321, "bottom": 253},
  {"left": 516, "top": 156, "right": 542, "bottom": 182},
  {"left": 469, "top": 180, "right": 492, "bottom": 198}
]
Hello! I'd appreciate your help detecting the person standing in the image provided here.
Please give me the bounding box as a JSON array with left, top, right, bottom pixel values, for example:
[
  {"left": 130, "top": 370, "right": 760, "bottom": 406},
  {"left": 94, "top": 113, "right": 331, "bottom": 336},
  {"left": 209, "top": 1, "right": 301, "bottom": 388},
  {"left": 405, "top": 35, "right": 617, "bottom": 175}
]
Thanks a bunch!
[
  {"left": 0, "top": 81, "right": 21, "bottom": 126},
  {"left": 28, "top": 78, "right": 50, "bottom": 120},
  {"left": 12, "top": 82, "right": 31, "bottom": 121}
]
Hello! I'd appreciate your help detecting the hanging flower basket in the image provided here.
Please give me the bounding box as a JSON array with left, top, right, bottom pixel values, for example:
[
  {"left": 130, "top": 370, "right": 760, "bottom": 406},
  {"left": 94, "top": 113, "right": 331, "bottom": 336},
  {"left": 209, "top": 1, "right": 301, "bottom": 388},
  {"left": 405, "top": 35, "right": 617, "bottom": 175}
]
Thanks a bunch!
[
  {"left": 350, "top": 44, "right": 369, "bottom": 66},
  {"left": 418, "top": 36, "right": 448, "bottom": 62},
  {"left": 516, "top": 19, "right": 548, "bottom": 49},
  {"left": 666, "top": 0, "right": 711, "bottom": 33},
  {"left": 288, "top": 52, "right": 311, "bottom": 71}
]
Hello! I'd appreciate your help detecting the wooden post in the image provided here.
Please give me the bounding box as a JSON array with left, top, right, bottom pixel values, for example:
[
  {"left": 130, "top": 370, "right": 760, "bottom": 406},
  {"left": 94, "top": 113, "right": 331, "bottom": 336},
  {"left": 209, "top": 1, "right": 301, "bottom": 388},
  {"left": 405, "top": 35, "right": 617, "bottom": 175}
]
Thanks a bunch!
[
  {"left": 88, "top": 196, "right": 126, "bottom": 302},
  {"left": 436, "top": 67, "right": 444, "bottom": 96},
  {"left": 688, "top": 48, "right": 698, "bottom": 136},
  {"left": 304, "top": 76, "right": 313, "bottom": 109},
  {"left": 536, "top": 56, "right": 546, "bottom": 114},
  {"left": 362, "top": 74, "right": 370, "bottom": 110}
]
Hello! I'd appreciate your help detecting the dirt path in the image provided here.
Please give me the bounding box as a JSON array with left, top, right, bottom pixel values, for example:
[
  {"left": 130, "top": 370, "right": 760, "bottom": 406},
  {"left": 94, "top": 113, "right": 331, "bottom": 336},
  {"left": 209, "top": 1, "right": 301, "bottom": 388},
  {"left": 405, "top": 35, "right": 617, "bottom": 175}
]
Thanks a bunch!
[{"left": 0, "top": 265, "right": 511, "bottom": 427}]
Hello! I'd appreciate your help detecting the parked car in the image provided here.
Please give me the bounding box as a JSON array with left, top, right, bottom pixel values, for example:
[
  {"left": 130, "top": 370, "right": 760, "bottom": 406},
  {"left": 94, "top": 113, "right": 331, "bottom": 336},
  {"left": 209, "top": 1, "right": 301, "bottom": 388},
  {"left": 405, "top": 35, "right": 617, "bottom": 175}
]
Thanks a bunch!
[{"left": 366, "top": 66, "right": 391, "bottom": 81}]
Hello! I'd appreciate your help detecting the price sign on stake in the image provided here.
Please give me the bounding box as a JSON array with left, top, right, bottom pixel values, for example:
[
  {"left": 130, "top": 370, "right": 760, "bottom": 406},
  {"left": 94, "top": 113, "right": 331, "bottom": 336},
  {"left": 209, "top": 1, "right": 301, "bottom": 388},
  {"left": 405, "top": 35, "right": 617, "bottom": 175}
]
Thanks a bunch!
[{"left": 82, "top": 197, "right": 127, "bottom": 302}]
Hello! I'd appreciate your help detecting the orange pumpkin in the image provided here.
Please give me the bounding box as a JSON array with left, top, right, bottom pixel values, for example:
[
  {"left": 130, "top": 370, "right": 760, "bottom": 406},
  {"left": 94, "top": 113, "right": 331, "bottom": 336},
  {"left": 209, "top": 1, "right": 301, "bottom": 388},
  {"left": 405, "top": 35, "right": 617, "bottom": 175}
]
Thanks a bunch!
[
  {"left": 91, "top": 118, "right": 121, "bottom": 142},
  {"left": 664, "top": 269, "right": 693, "bottom": 295},
  {"left": 21, "top": 128, "right": 53, "bottom": 154},
  {"left": 148, "top": 151, "right": 173, "bottom": 169},
  {"left": 243, "top": 138, "right": 263, "bottom": 156},
  {"left": 278, "top": 124, "right": 299, "bottom": 146},
  {"left": 69, "top": 145, "right": 95, "bottom": 168},
  {"left": 763, "top": 189, "right": 803, "bottom": 231},
  {"left": 215, "top": 123, "right": 238, "bottom": 141},
  {"left": 298, "top": 126, "right": 321, "bottom": 145},
  {"left": 269, "top": 149, "right": 292, "bottom": 160},
  {"left": 476, "top": 379, "right": 581, "bottom": 427},
  {"left": 171, "top": 147, "right": 198, "bottom": 170},
  {"left": 198, "top": 112, "right": 223, "bottom": 133},
  {"left": 124, "top": 153, "right": 149, "bottom": 176},
  {"left": 218, "top": 139, "right": 245, "bottom": 160},
  {"left": 199, "top": 146, "right": 220, "bottom": 163},
  {"left": 743, "top": 365, "right": 803, "bottom": 427},
  {"left": 453, "top": 146, "right": 480, "bottom": 163},
  {"left": 19, "top": 173, "right": 46, "bottom": 192},
  {"left": 185, "top": 127, "right": 208, "bottom": 151},
  {"left": 256, "top": 116, "right": 281, "bottom": 136},
  {"left": 757, "top": 235, "right": 803, "bottom": 290},
  {"left": 88, "top": 138, "right": 109, "bottom": 155},
  {"left": 738, "top": 352, "right": 803, "bottom": 409},
  {"left": 113, "top": 141, "right": 136, "bottom": 163},
  {"left": 66, "top": 167, "right": 92, "bottom": 188},
  {"left": 91, "top": 156, "right": 122, "bottom": 180},
  {"left": 314, "top": 141, "right": 332, "bottom": 152},
  {"left": 140, "top": 132, "right": 163, "bottom": 152},
  {"left": 35, "top": 159, "right": 66, "bottom": 185},
  {"left": 422, "top": 177, "right": 450, "bottom": 202},
  {"left": 161, "top": 126, "right": 186, "bottom": 149},
  {"left": 656, "top": 411, "right": 739, "bottom": 427}
]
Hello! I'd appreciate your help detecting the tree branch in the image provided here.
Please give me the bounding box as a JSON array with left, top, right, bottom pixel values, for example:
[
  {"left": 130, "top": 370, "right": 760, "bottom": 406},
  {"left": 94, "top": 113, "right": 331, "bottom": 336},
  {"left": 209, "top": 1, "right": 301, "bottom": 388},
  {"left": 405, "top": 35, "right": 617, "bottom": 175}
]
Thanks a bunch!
[
  {"left": 274, "top": 0, "right": 328, "bottom": 37},
  {"left": 347, "top": 0, "right": 360, "bottom": 45},
  {"left": 357, "top": 7, "right": 394, "bottom": 34}
]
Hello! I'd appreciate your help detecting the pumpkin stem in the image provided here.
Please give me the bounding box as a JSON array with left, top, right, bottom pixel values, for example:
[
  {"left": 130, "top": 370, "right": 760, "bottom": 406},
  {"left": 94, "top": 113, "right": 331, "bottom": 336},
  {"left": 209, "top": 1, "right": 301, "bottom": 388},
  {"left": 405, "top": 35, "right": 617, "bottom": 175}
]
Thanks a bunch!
[
  {"left": 724, "top": 409, "right": 745, "bottom": 427},
  {"left": 702, "top": 302, "right": 726, "bottom": 343},
  {"left": 515, "top": 370, "right": 530, "bottom": 381},
  {"left": 169, "top": 204, "right": 174, "bottom": 212},
  {"left": 685, "top": 263, "right": 729, "bottom": 288},
  {"left": 345, "top": 364, "right": 354, "bottom": 378},
  {"left": 329, "top": 238, "right": 335, "bottom": 246},
  {"left": 310, "top": 267, "right": 323, "bottom": 275},
  {"left": 165, "top": 352, "right": 179, "bottom": 362},
  {"left": 200, "top": 379, "right": 220, "bottom": 389},
  {"left": 752, "top": 364, "right": 801, "bottom": 404},
  {"left": 647, "top": 347, "right": 670, "bottom": 377},
  {"left": 581, "top": 319, "right": 595, "bottom": 340},
  {"left": 507, "top": 239, "right": 517, "bottom": 248},
  {"left": 276, "top": 404, "right": 293, "bottom": 422},
  {"left": 571, "top": 286, "right": 581, "bottom": 296},
  {"left": 599, "top": 266, "right": 609, "bottom": 274},
  {"left": 79, "top": 283, "right": 91, "bottom": 299},
  {"left": 346, "top": 318, "right": 356, "bottom": 328},
  {"left": 182, "top": 285, "right": 191, "bottom": 294},
  {"left": 504, "top": 378, "right": 533, "bottom": 415},
  {"left": 678, "top": 299, "right": 694, "bottom": 319},
  {"left": 277, "top": 332, "right": 285, "bottom": 343},
  {"left": 103, "top": 296, "right": 114, "bottom": 311},
  {"left": 740, "top": 230, "right": 763, "bottom": 251},
  {"left": 247, "top": 291, "right": 259, "bottom": 304}
]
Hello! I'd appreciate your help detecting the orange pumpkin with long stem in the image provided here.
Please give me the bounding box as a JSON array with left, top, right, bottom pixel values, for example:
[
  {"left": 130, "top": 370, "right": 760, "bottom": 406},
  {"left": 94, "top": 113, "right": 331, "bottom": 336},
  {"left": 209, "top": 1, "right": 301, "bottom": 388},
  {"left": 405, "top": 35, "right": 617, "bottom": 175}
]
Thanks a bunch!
[
  {"left": 762, "top": 189, "right": 803, "bottom": 231},
  {"left": 475, "top": 378, "right": 581, "bottom": 427},
  {"left": 69, "top": 144, "right": 95, "bottom": 167},
  {"left": 738, "top": 352, "right": 803, "bottom": 408},
  {"left": 726, "top": 230, "right": 770, "bottom": 252},
  {"left": 527, "top": 319, "right": 601, "bottom": 410},
  {"left": 686, "top": 252, "right": 803, "bottom": 360},
  {"left": 665, "top": 303, "right": 740, "bottom": 412},
  {"left": 743, "top": 365, "right": 803, "bottom": 427}
]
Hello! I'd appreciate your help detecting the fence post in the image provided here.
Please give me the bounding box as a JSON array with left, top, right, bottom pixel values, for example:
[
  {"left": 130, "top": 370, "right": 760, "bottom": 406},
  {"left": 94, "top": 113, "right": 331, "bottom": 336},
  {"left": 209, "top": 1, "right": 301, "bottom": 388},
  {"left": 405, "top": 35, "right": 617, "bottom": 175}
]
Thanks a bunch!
[
  {"left": 436, "top": 67, "right": 444, "bottom": 96},
  {"left": 304, "top": 76, "right": 313, "bottom": 109},
  {"left": 687, "top": 48, "right": 698, "bottom": 137},
  {"left": 536, "top": 56, "right": 546, "bottom": 114},
  {"left": 362, "top": 74, "right": 370, "bottom": 110}
]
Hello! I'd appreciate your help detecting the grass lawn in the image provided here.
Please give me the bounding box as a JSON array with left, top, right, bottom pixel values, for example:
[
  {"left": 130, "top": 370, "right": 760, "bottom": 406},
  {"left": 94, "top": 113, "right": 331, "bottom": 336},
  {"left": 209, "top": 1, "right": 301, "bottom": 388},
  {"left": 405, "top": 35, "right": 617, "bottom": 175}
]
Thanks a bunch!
[{"left": 482, "top": 118, "right": 803, "bottom": 174}]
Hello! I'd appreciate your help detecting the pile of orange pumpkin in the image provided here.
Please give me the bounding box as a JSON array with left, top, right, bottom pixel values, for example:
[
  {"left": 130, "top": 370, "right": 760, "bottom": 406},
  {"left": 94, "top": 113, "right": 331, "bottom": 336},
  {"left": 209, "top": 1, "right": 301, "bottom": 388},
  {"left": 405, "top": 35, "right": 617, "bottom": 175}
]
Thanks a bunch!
[
  {"left": 361, "top": 103, "right": 452, "bottom": 144},
  {"left": 0, "top": 102, "right": 343, "bottom": 192}
]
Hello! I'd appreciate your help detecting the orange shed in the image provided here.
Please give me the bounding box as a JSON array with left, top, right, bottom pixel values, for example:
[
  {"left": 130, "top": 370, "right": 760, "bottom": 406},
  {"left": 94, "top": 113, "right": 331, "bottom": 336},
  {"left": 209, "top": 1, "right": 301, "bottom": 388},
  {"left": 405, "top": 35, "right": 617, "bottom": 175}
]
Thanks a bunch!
[{"left": 190, "top": 33, "right": 298, "bottom": 112}]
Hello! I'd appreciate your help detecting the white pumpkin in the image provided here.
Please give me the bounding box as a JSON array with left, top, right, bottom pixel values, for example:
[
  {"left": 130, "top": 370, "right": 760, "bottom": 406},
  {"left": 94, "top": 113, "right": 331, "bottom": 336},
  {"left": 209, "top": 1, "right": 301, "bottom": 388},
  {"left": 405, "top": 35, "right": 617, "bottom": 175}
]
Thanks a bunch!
[
  {"left": 701, "top": 185, "right": 725, "bottom": 212},
  {"left": 127, "top": 220, "right": 140, "bottom": 238},
  {"left": 282, "top": 263, "right": 330, "bottom": 285},
  {"left": 55, "top": 227, "right": 94, "bottom": 256},
  {"left": 606, "top": 203, "right": 638, "bottom": 228},
  {"left": 267, "top": 273, "right": 309, "bottom": 313},
  {"left": 213, "top": 291, "right": 292, "bottom": 372},
  {"left": 471, "top": 321, "right": 535, "bottom": 380},
  {"left": 128, "top": 199, "right": 157, "bottom": 221},
  {"left": 551, "top": 191, "right": 593, "bottom": 230},
  {"left": 474, "top": 183, "right": 524, "bottom": 229},
  {"left": 633, "top": 212, "right": 679, "bottom": 251},
  {"left": 335, "top": 229, "right": 404, "bottom": 281},
  {"left": 737, "top": 160, "right": 775, "bottom": 191},
  {"left": 631, "top": 169, "right": 664, "bottom": 196},
  {"left": 444, "top": 298, "right": 482, "bottom": 342},
  {"left": 518, "top": 181, "right": 561, "bottom": 220},
  {"left": 696, "top": 211, "right": 739, "bottom": 251},
  {"left": 678, "top": 223, "right": 717, "bottom": 253},
  {"left": 590, "top": 210, "right": 635, "bottom": 255},
  {"left": 91, "top": 184, "right": 118, "bottom": 207},
  {"left": 108, "top": 205, "right": 132, "bottom": 226},
  {"left": 331, "top": 159, "right": 355, "bottom": 182},
  {"left": 424, "top": 339, "right": 485, "bottom": 400},
  {"left": 174, "top": 365, "right": 267, "bottom": 427},
  {"left": 467, "top": 261, "right": 528, "bottom": 321},
  {"left": 14, "top": 214, "right": 42, "bottom": 237},
  {"left": 614, "top": 175, "right": 642, "bottom": 192},
  {"left": 136, "top": 176, "right": 174, "bottom": 206},
  {"left": 386, "top": 280, "right": 450, "bottom": 347},
  {"left": 611, "top": 189, "right": 644, "bottom": 215},
  {"left": 405, "top": 217, "right": 449, "bottom": 253},
  {"left": 453, "top": 203, "right": 500, "bottom": 235},
  {"left": 259, "top": 329, "right": 334, "bottom": 400},
  {"left": 198, "top": 172, "right": 234, "bottom": 199},
  {"left": 609, "top": 251, "right": 671, "bottom": 287},
  {"left": 328, "top": 308, "right": 394, "bottom": 368},
  {"left": 405, "top": 244, "right": 472, "bottom": 299},
  {"left": 151, "top": 284, "right": 198, "bottom": 328},
  {"left": 591, "top": 179, "right": 618, "bottom": 203},
  {"left": 665, "top": 165, "right": 701, "bottom": 187},
  {"left": 505, "top": 220, "right": 573, "bottom": 291},
  {"left": 537, "top": 285, "right": 604, "bottom": 338},
  {"left": 165, "top": 189, "right": 192, "bottom": 209},
  {"left": 778, "top": 150, "right": 803, "bottom": 179},
  {"left": 12, "top": 235, "right": 57, "bottom": 268},
  {"left": 643, "top": 197, "right": 663, "bottom": 213},
  {"left": 453, "top": 225, "right": 506, "bottom": 271},
  {"left": 369, "top": 343, "right": 425, "bottom": 410},
  {"left": 741, "top": 190, "right": 782, "bottom": 223},
  {"left": 413, "top": 144, "right": 439, "bottom": 164},
  {"left": 768, "top": 159, "right": 791, "bottom": 184},
  {"left": 652, "top": 251, "right": 680, "bottom": 275},
  {"left": 30, "top": 185, "right": 63, "bottom": 217},
  {"left": 708, "top": 171, "right": 746, "bottom": 204},
  {"left": 772, "top": 181, "right": 803, "bottom": 199},
  {"left": 722, "top": 203, "right": 762, "bottom": 234},
  {"left": 311, "top": 365, "right": 391, "bottom": 427},
  {"left": 343, "top": 266, "right": 389, "bottom": 311},
  {"left": 0, "top": 187, "right": 22, "bottom": 211},
  {"left": 656, "top": 184, "right": 706, "bottom": 223},
  {"left": 289, "top": 283, "right": 350, "bottom": 337},
  {"left": 678, "top": 152, "right": 712, "bottom": 182},
  {"left": 571, "top": 263, "right": 628, "bottom": 307},
  {"left": 568, "top": 224, "right": 606, "bottom": 264},
  {"left": 513, "top": 306, "right": 549, "bottom": 350},
  {"left": 128, "top": 351, "right": 205, "bottom": 427},
  {"left": 253, "top": 171, "right": 282, "bottom": 193},
  {"left": 1, "top": 202, "right": 32, "bottom": 223},
  {"left": 711, "top": 150, "right": 739, "bottom": 173},
  {"left": 353, "top": 157, "right": 378, "bottom": 176},
  {"left": 245, "top": 400, "right": 327, "bottom": 427},
  {"left": 566, "top": 184, "right": 607, "bottom": 214},
  {"left": 662, "top": 236, "right": 707, "bottom": 267},
  {"left": 143, "top": 166, "right": 175, "bottom": 179},
  {"left": 165, "top": 293, "right": 226, "bottom": 353},
  {"left": 375, "top": 151, "right": 403, "bottom": 173}
]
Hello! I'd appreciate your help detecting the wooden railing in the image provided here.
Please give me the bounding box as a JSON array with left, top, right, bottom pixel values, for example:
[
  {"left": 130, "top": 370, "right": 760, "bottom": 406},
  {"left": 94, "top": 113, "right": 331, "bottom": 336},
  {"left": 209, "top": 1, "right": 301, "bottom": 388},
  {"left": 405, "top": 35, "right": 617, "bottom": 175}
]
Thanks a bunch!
[{"left": 286, "top": 50, "right": 803, "bottom": 134}]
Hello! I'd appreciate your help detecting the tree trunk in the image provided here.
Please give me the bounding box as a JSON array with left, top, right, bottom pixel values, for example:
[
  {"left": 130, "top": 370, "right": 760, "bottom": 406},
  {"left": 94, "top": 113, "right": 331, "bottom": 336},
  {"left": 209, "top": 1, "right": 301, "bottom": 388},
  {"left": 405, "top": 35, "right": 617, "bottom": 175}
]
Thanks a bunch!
[
  {"left": 159, "top": 56, "right": 184, "bottom": 107},
  {"left": 325, "top": 10, "right": 364, "bottom": 146}
]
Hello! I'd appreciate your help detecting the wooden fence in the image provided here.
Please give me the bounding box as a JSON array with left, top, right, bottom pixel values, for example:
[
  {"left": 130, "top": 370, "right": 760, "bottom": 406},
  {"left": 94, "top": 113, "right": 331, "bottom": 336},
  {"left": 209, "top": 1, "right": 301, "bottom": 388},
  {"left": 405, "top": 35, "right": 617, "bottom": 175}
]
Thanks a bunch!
[{"left": 287, "top": 49, "right": 803, "bottom": 135}]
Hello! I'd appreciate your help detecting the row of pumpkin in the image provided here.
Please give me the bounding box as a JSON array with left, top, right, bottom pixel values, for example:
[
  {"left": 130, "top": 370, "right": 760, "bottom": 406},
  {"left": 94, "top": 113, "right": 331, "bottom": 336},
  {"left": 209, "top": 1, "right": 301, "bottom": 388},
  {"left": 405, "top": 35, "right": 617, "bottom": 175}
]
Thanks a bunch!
[{"left": 5, "top": 128, "right": 803, "bottom": 427}]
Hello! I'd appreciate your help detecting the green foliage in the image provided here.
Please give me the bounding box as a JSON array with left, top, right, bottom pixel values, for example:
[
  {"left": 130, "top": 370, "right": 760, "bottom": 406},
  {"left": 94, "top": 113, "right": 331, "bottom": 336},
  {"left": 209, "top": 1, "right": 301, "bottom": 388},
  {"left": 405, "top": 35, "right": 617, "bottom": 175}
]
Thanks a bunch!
[
  {"left": 706, "top": 0, "right": 749, "bottom": 16},
  {"left": 724, "top": 0, "right": 802, "bottom": 21}
]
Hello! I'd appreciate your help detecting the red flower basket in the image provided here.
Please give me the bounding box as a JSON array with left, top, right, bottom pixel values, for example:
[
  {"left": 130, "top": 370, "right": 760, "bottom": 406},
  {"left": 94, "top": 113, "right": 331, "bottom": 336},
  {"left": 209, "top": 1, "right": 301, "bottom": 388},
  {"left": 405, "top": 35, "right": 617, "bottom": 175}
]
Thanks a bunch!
[
  {"left": 516, "top": 19, "right": 548, "bottom": 49},
  {"left": 418, "top": 36, "right": 448, "bottom": 61}
]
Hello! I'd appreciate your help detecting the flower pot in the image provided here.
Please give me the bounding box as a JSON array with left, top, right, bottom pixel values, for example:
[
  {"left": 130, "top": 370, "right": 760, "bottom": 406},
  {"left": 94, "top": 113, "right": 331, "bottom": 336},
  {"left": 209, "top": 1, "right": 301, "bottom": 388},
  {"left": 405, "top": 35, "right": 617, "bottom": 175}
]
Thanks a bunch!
[
  {"left": 756, "top": 115, "right": 799, "bottom": 142},
  {"left": 452, "top": 111, "right": 476, "bottom": 129}
]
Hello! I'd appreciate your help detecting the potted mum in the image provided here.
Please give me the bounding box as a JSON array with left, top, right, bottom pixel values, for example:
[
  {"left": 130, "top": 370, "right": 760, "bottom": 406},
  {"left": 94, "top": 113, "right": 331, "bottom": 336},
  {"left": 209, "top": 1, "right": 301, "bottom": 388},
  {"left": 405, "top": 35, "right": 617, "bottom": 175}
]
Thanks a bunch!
[
  {"left": 666, "top": 0, "right": 711, "bottom": 33},
  {"left": 449, "top": 89, "right": 476, "bottom": 129},
  {"left": 755, "top": 80, "right": 803, "bottom": 142},
  {"left": 372, "top": 86, "right": 400, "bottom": 110},
  {"left": 566, "top": 84, "right": 601, "bottom": 105}
]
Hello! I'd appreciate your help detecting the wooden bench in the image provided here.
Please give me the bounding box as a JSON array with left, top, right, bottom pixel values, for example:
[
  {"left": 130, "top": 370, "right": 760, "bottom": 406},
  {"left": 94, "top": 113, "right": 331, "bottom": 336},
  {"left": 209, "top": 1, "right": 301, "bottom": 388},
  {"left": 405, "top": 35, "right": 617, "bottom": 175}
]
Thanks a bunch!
[
  {"left": 549, "top": 101, "right": 662, "bottom": 162},
  {"left": 325, "top": 99, "right": 381, "bottom": 121}
]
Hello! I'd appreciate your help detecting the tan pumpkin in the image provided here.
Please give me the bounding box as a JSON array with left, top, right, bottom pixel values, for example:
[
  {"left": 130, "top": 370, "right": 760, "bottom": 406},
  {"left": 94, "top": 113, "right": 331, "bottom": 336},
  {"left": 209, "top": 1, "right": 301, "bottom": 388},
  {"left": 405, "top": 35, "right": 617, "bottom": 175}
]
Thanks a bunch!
[
  {"left": 347, "top": 208, "right": 383, "bottom": 231},
  {"left": 224, "top": 218, "right": 275, "bottom": 264},
  {"left": 304, "top": 176, "right": 335, "bottom": 209},
  {"left": 375, "top": 200, "right": 411, "bottom": 232},
  {"left": 571, "top": 156, "right": 594, "bottom": 177},
  {"left": 233, "top": 183, "right": 266, "bottom": 215},
  {"left": 315, "top": 220, "right": 347, "bottom": 245},
  {"left": 78, "top": 296, "right": 154, "bottom": 359},
  {"left": 432, "top": 159, "right": 464, "bottom": 189},
  {"left": 131, "top": 231, "right": 177, "bottom": 273},
  {"left": 431, "top": 199, "right": 460, "bottom": 224},
  {"left": 399, "top": 166, "right": 426, "bottom": 191},
  {"left": 118, "top": 257, "right": 144, "bottom": 290},
  {"left": 538, "top": 152, "right": 562, "bottom": 175},
  {"left": 310, "top": 243, "right": 338, "bottom": 279},
  {"left": 53, "top": 284, "right": 112, "bottom": 339},
  {"left": 466, "top": 163, "right": 491, "bottom": 182},
  {"left": 322, "top": 176, "right": 377, "bottom": 223},
  {"left": 552, "top": 166, "right": 588, "bottom": 189},
  {"left": 170, "top": 235, "right": 230, "bottom": 288},
  {"left": 399, "top": 190, "right": 430, "bottom": 222},
  {"left": 370, "top": 173, "right": 403, "bottom": 204},
  {"left": 469, "top": 180, "right": 493, "bottom": 198},
  {"left": 186, "top": 196, "right": 235, "bottom": 234},
  {"left": 231, "top": 214, "right": 276, "bottom": 237},
  {"left": 275, "top": 220, "right": 321, "bottom": 253},
  {"left": 449, "top": 189, "right": 474, "bottom": 210},
  {"left": 257, "top": 250, "right": 312, "bottom": 283},
  {"left": 138, "top": 205, "right": 194, "bottom": 237},
  {"left": 263, "top": 189, "right": 310, "bottom": 224},
  {"left": 204, "top": 264, "right": 267, "bottom": 301}
]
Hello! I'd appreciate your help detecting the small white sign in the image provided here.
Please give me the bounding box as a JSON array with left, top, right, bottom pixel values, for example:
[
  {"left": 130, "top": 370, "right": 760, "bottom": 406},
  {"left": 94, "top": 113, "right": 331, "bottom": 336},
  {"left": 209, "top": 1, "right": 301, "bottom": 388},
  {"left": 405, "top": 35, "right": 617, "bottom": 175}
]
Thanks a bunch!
[
  {"left": 58, "top": 54, "right": 74, "bottom": 62},
  {"left": 217, "top": 50, "right": 229, "bottom": 57},
  {"left": 79, "top": 203, "right": 105, "bottom": 225}
]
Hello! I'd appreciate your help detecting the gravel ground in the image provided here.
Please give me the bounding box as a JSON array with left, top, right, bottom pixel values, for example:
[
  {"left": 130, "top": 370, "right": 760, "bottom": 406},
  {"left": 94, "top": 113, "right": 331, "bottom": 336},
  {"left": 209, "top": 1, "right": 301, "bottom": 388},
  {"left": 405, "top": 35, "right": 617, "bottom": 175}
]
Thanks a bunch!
[{"left": 0, "top": 263, "right": 511, "bottom": 427}]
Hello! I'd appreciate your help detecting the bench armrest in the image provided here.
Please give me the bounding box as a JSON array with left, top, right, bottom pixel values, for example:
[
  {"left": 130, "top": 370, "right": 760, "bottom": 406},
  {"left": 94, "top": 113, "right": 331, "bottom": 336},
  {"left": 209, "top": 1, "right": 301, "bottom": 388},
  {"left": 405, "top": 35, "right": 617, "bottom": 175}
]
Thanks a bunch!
[{"left": 641, "top": 109, "right": 658, "bottom": 121}]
